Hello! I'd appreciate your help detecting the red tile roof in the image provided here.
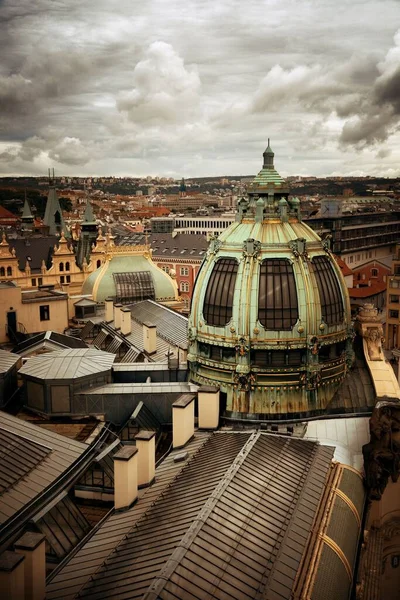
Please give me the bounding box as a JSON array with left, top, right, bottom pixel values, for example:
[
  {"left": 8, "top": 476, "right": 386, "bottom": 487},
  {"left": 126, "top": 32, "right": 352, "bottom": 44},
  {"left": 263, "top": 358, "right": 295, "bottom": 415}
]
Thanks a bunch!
[{"left": 349, "top": 281, "right": 387, "bottom": 297}]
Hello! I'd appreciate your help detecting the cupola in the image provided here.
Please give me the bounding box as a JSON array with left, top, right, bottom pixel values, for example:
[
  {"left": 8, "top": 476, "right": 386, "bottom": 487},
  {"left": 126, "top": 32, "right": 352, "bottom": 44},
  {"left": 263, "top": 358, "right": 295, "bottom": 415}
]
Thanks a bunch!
[{"left": 188, "top": 143, "right": 353, "bottom": 420}]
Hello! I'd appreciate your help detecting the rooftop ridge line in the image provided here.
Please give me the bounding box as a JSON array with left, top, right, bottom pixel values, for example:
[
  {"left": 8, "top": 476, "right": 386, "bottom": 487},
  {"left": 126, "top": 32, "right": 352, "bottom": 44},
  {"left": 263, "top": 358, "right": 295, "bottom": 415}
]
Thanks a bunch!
[{"left": 142, "top": 430, "right": 260, "bottom": 600}]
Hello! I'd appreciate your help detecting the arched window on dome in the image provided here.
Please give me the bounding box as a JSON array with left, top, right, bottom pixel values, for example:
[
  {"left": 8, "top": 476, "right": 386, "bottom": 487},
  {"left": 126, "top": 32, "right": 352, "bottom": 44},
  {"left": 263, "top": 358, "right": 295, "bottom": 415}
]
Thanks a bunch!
[
  {"left": 65, "top": 261, "right": 70, "bottom": 271},
  {"left": 203, "top": 258, "right": 238, "bottom": 327},
  {"left": 96, "top": 259, "right": 101, "bottom": 269},
  {"left": 7, "top": 266, "right": 12, "bottom": 276},
  {"left": 258, "top": 259, "right": 298, "bottom": 330},
  {"left": 311, "top": 256, "right": 344, "bottom": 325}
]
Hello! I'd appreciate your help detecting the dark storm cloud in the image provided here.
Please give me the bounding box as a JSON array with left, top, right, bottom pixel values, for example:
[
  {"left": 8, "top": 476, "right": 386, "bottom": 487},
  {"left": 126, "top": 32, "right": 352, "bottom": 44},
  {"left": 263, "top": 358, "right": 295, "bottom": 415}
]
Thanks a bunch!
[{"left": 0, "top": 0, "right": 399, "bottom": 176}]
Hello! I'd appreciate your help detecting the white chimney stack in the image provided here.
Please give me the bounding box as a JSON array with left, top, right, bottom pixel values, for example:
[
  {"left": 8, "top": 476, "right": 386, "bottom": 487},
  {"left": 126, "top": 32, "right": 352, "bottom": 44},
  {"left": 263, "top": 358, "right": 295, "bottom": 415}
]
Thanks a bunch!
[
  {"left": 105, "top": 297, "right": 114, "bottom": 322},
  {"left": 198, "top": 385, "right": 220, "bottom": 430},
  {"left": 113, "top": 446, "right": 138, "bottom": 510},
  {"left": 120, "top": 306, "right": 132, "bottom": 336},
  {"left": 134, "top": 430, "right": 156, "bottom": 487},
  {"left": 172, "top": 394, "right": 195, "bottom": 448},
  {"left": 143, "top": 322, "right": 157, "bottom": 355},
  {"left": 14, "top": 532, "right": 46, "bottom": 600},
  {"left": 113, "top": 303, "right": 123, "bottom": 329},
  {"left": 0, "top": 551, "right": 25, "bottom": 600}
]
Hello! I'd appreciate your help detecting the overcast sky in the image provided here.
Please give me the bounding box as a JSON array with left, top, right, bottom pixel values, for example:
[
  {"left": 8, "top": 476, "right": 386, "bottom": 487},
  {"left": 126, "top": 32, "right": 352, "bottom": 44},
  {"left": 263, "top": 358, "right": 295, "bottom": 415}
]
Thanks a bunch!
[{"left": 0, "top": 0, "right": 399, "bottom": 178}]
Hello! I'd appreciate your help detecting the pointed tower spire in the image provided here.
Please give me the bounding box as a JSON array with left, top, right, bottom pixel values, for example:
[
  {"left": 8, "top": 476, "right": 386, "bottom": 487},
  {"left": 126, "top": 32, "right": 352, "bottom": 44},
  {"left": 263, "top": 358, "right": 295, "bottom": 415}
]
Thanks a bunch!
[
  {"left": 43, "top": 171, "right": 68, "bottom": 236},
  {"left": 263, "top": 138, "right": 274, "bottom": 169},
  {"left": 83, "top": 199, "right": 96, "bottom": 224}
]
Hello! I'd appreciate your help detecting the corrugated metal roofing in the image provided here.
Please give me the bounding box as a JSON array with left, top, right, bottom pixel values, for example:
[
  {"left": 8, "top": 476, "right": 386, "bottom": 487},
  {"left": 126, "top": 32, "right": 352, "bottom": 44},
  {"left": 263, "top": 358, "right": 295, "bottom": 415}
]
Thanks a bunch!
[
  {"left": 0, "top": 411, "right": 87, "bottom": 525},
  {"left": 18, "top": 349, "right": 115, "bottom": 380},
  {"left": 47, "top": 432, "right": 334, "bottom": 600},
  {"left": 0, "top": 350, "right": 20, "bottom": 375}
]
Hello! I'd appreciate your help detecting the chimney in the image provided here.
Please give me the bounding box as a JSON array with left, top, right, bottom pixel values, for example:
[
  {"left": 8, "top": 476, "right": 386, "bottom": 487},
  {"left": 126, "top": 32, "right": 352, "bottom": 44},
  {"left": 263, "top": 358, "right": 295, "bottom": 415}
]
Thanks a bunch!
[
  {"left": 120, "top": 306, "right": 132, "bottom": 336},
  {"left": 113, "top": 446, "right": 138, "bottom": 510},
  {"left": 134, "top": 430, "right": 156, "bottom": 487},
  {"left": 178, "top": 347, "right": 188, "bottom": 364},
  {"left": 105, "top": 297, "right": 114, "bottom": 322},
  {"left": 143, "top": 322, "right": 157, "bottom": 355},
  {"left": 172, "top": 393, "right": 195, "bottom": 448},
  {"left": 198, "top": 385, "right": 220, "bottom": 430},
  {"left": 14, "top": 533, "right": 46, "bottom": 600},
  {"left": 113, "top": 303, "right": 123, "bottom": 329},
  {"left": 0, "top": 551, "right": 25, "bottom": 600}
]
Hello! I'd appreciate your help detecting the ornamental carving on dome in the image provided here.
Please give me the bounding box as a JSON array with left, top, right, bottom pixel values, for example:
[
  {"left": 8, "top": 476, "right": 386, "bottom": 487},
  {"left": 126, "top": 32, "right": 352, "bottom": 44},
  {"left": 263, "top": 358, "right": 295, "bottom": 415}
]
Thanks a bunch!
[
  {"left": 233, "top": 371, "right": 256, "bottom": 391},
  {"left": 207, "top": 235, "right": 222, "bottom": 257},
  {"left": 289, "top": 237, "right": 309, "bottom": 260},
  {"left": 242, "top": 238, "right": 261, "bottom": 259}
]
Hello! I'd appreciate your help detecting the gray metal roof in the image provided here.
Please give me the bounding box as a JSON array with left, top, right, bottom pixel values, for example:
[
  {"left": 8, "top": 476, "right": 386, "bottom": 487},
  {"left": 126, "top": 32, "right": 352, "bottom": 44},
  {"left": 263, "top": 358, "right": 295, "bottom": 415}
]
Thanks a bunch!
[
  {"left": 0, "top": 411, "right": 87, "bottom": 525},
  {"left": 81, "top": 382, "right": 198, "bottom": 395},
  {"left": 46, "top": 432, "right": 334, "bottom": 600},
  {"left": 128, "top": 300, "right": 188, "bottom": 350},
  {"left": 18, "top": 348, "right": 116, "bottom": 380},
  {"left": 0, "top": 350, "right": 20, "bottom": 375}
]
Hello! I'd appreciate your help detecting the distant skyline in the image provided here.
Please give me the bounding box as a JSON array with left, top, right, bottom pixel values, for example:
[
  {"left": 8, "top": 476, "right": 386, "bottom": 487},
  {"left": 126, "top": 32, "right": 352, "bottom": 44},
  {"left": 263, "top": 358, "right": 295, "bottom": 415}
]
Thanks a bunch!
[{"left": 0, "top": 1, "right": 399, "bottom": 179}]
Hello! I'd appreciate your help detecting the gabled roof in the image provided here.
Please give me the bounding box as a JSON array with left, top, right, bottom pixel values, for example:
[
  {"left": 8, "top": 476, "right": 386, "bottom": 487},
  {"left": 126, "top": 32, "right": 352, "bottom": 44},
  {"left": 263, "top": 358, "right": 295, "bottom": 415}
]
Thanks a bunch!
[
  {"left": 16, "top": 331, "right": 87, "bottom": 356},
  {"left": 0, "top": 411, "right": 87, "bottom": 526},
  {"left": 46, "top": 431, "right": 334, "bottom": 600},
  {"left": 19, "top": 348, "right": 115, "bottom": 380},
  {"left": 10, "top": 235, "right": 58, "bottom": 272}
]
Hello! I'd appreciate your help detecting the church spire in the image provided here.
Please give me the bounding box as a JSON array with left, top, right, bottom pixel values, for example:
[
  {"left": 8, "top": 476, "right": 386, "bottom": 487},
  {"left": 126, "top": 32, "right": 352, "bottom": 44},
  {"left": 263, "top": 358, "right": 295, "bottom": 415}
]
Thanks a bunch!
[{"left": 43, "top": 170, "right": 68, "bottom": 236}]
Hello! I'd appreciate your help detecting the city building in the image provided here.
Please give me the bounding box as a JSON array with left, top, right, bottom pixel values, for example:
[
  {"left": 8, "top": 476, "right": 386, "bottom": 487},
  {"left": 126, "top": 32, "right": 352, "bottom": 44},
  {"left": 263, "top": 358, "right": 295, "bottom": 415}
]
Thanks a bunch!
[{"left": 385, "top": 244, "right": 400, "bottom": 349}]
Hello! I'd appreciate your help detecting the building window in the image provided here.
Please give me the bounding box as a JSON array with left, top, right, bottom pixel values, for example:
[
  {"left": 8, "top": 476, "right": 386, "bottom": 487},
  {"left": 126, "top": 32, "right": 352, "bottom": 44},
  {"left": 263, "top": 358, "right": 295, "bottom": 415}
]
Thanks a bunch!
[
  {"left": 180, "top": 281, "right": 189, "bottom": 292},
  {"left": 180, "top": 266, "right": 189, "bottom": 276},
  {"left": 371, "top": 268, "right": 378, "bottom": 277},
  {"left": 96, "top": 260, "right": 101, "bottom": 269},
  {"left": 311, "top": 256, "right": 344, "bottom": 326},
  {"left": 6, "top": 266, "right": 12, "bottom": 276},
  {"left": 60, "top": 276, "right": 65, "bottom": 284},
  {"left": 258, "top": 259, "right": 299, "bottom": 330},
  {"left": 349, "top": 256, "right": 353, "bottom": 264},
  {"left": 59, "top": 262, "right": 64, "bottom": 272},
  {"left": 31, "top": 278, "right": 36, "bottom": 286},
  {"left": 203, "top": 258, "right": 238, "bottom": 327},
  {"left": 66, "top": 275, "right": 71, "bottom": 283},
  {"left": 389, "top": 310, "right": 399, "bottom": 319},
  {"left": 0, "top": 267, "right": 5, "bottom": 277},
  {"left": 390, "top": 295, "right": 400, "bottom": 304},
  {"left": 65, "top": 261, "right": 70, "bottom": 271},
  {"left": 38, "top": 277, "right": 43, "bottom": 286},
  {"left": 40, "top": 305, "right": 50, "bottom": 321}
]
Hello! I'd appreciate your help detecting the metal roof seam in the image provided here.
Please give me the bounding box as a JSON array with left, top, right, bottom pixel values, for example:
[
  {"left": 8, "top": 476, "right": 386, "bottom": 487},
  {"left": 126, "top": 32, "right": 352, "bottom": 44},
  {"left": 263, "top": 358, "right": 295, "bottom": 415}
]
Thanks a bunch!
[{"left": 141, "top": 431, "right": 259, "bottom": 600}]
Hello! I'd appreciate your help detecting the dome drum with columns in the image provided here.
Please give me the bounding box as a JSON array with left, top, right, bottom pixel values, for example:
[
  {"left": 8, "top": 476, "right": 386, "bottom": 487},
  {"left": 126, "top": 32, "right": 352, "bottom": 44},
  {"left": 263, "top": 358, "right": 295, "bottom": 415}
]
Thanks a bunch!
[{"left": 188, "top": 142, "right": 354, "bottom": 420}]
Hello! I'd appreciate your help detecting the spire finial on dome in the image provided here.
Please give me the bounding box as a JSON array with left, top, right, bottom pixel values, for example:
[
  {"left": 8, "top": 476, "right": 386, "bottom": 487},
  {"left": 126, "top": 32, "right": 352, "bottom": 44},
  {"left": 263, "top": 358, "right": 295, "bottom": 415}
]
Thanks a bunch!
[{"left": 263, "top": 139, "right": 274, "bottom": 169}]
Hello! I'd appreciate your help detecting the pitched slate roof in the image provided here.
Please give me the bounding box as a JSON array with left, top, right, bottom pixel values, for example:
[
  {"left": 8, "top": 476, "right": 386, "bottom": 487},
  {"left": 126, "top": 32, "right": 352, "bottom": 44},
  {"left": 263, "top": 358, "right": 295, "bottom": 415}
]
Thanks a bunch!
[
  {"left": 19, "top": 348, "right": 115, "bottom": 380},
  {"left": 10, "top": 235, "right": 58, "bottom": 271},
  {"left": 0, "top": 411, "right": 87, "bottom": 526},
  {"left": 47, "top": 432, "right": 334, "bottom": 600}
]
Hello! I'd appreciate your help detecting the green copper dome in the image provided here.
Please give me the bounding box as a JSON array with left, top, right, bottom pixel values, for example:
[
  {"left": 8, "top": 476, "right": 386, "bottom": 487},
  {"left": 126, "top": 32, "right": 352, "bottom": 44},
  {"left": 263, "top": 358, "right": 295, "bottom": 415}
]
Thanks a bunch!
[
  {"left": 82, "top": 250, "right": 178, "bottom": 303},
  {"left": 188, "top": 143, "right": 353, "bottom": 420}
]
